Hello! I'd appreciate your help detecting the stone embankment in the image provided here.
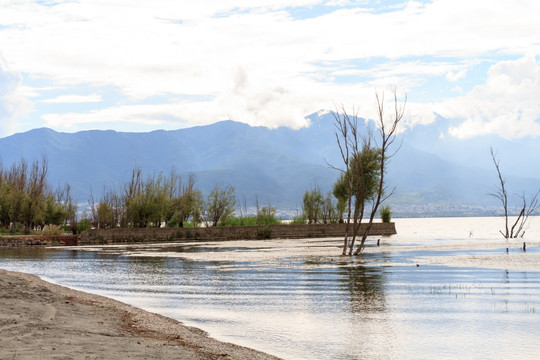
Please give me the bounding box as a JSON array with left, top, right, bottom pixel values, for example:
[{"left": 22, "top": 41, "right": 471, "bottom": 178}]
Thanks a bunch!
[
  {"left": 0, "top": 223, "right": 396, "bottom": 247},
  {"left": 0, "top": 235, "right": 80, "bottom": 247},
  {"left": 80, "top": 222, "right": 396, "bottom": 246}
]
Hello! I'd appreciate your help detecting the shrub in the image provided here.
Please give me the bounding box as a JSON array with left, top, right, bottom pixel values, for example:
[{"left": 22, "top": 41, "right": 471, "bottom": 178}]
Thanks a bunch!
[
  {"left": 290, "top": 215, "right": 306, "bottom": 225},
  {"left": 256, "top": 206, "right": 281, "bottom": 225},
  {"left": 380, "top": 205, "right": 392, "bottom": 223},
  {"left": 225, "top": 216, "right": 258, "bottom": 226},
  {"left": 42, "top": 224, "right": 64, "bottom": 236},
  {"left": 77, "top": 218, "right": 92, "bottom": 233},
  {"left": 183, "top": 221, "right": 198, "bottom": 228},
  {"left": 257, "top": 226, "right": 272, "bottom": 239}
]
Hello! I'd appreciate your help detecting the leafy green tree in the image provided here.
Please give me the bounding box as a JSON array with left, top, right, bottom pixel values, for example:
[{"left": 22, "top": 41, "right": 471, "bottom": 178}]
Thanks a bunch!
[
  {"left": 77, "top": 218, "right": 92, "bottom": 233},
  {"left": 97, "top": 202, "right": 113, "bottom": 229},
  {"left": 331, "top": 145, "right": 382, "bottom": 246},
  {"left": 166, "top": 173, "right": 203, "bottom": 228},
  {"left": 320, "top": 191, "right": 338, "bottom": 224},
  {"left": 7, "top": 160, "right": 28, "bottom": 232},
  {"left": 205, "top": 184, "right": 236, "bottom": 226},
  {"left": 56, "top": 183, "right": 78, "bottom": 233},
  {"left": 302, "top": 187, "right": 323, "bottom": 224},
  {"left": 124, "top": 169, "right": 164, "bottom": 228},
  {"left": 333, "top": 175, "right": 348, "bottom": 223},
  {"left": 0, "top": 157, "right": 75, "bottom": 234},
  {"left": 349, "top": 146, "right": 382, "bottom": 217},
  {"left": 43, "top": 194, "right": 66, "bottom": 227},
  {"left": 0, "top": 181, "right": 13, "bottom": 228}
]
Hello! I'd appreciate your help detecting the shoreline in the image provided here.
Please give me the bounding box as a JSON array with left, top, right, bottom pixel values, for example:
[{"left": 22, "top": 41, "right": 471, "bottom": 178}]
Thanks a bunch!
[{"left": 0, "top": 269, "right": 281, "bottom": 360}]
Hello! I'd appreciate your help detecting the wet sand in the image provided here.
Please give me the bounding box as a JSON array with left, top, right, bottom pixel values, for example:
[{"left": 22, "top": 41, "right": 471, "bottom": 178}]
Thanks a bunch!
[{"left": 0, "top": 269, "right": 280, "bottom": 360}]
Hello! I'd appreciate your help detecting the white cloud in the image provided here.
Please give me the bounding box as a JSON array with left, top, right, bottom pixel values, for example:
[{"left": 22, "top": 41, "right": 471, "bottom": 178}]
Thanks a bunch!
[
  {"left": 0, "top": 55, "right": 32, "bottom": 137},
  {"left": 446, "top": 69, "right": 467, "bottom": 82},
  {"left": 437, "top": 55, "right": 540, "bottom": 139},
  {"left": 1, "top": 0, "right": 540, "bottom": 134},
  {"left": 18, "top": 85, "right": 60, "bottom": 98},
  {"left": 42, "top": 93, "right": 102, "bottom": 103}
]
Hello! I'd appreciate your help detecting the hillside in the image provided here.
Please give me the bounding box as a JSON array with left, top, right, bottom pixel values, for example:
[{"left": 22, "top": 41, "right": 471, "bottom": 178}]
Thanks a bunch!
[{"left": 1, "top": 112, "right": 539, "bottom": 216}]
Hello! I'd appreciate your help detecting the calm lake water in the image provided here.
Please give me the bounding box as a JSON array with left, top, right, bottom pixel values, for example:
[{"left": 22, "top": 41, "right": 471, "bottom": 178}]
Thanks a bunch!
[{"left": 1, "top": 217, "right": 540, "bottom": 359}]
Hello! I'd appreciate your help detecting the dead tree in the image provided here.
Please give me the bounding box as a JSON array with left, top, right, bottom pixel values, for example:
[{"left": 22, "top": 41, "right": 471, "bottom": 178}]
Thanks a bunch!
[{"left": 490, "top": 148, "right": 539, "bottom": 239}]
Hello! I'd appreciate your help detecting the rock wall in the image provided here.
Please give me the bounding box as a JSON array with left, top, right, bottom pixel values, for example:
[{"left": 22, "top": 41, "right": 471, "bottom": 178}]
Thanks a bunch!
[
  {"left": 0, "top": 235, "right": 80, "bottom": 247},
  {"left": 79, "top": 222, "right": 396, "bottom": 245}
]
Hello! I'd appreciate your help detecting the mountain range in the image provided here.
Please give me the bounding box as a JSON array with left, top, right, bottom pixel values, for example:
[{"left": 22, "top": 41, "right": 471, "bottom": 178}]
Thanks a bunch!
[{"left": 1, "top": 111, "right": 539, "bottom": 217}]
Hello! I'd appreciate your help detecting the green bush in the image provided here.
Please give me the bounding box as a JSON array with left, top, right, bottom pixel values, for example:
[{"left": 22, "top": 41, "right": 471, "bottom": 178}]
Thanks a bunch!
[
  {"left": 256, "top": 206, "right": 281, "bottom": 225},
  {"left": 42, "top": 224, "right": 64, "bottom": 236},
  {"left": 257, "top": 226, "right": 272, "bottom": 239},
  {"left": 168, "top": 220, "right": 198, "bottom": 228},
  {"left": 183, "top": 221, "right": 198, "bottom": 228},
  {"left": 380, "top": 205, "right": 392, "bottom": 223},
  {"left": 225, "top": 210, "right": 281, "bottom": 226},
  {"left": 225, "top": 216, "right": 258, "bottom": 226},
  {"left": 290, "top": 215, "right": 306, "bottom": 225},
  {"left": 77, "top": 218, "right": 92, "bottom": 233}
]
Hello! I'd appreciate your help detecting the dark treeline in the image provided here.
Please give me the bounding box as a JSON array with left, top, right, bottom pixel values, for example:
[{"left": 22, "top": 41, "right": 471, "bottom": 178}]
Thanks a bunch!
[{"left": 0, "top": 157, "right": 76, "bottom": 234}]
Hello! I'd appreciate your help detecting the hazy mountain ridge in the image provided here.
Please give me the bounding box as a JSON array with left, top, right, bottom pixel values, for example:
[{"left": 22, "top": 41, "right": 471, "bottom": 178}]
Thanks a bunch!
[{"left": 1, "top": 112, "right": 539, "bottom": 216}]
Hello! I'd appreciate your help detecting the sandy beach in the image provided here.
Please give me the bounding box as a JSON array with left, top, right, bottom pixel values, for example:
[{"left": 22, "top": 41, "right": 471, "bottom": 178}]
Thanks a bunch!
[{"left": 0, "top": 269, "right": 281, "bottom": 360}]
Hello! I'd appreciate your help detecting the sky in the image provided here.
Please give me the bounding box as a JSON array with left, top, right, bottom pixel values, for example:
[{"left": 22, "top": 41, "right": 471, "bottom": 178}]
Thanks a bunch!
[{"left": 1, "top": 0, "right": 540, "bottom": 139}]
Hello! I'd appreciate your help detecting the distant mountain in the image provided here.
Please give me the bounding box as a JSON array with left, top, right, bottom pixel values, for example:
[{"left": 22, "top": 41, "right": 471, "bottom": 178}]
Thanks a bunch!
[{"left": 1, "top": 111, "right": 539, "bottom": 216}]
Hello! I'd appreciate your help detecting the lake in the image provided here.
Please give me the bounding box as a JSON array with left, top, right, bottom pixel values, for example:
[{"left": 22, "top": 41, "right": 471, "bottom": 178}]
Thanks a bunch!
[{"left": 1, "top": 217, "right": 540, "bottom": 359}]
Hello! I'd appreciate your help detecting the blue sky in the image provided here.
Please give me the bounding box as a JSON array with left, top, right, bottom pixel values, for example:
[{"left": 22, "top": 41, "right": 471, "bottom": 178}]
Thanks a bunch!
[{"left": 1, "top": 0, "right": 540, "bottom": 139}]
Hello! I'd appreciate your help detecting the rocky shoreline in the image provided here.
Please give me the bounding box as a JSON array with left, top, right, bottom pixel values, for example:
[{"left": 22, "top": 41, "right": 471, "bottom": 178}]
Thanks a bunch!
[{"left": 0, "top": 269, "right": 281, "bottom": 360}]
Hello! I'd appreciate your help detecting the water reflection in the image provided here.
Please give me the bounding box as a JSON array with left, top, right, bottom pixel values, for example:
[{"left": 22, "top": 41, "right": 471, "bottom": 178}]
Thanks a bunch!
[
  {"left": 343, "top": 263, "right": 386, "bottom": 313},
  {"left": 1, "top": 232, "right": 540, "bottom": 360}
]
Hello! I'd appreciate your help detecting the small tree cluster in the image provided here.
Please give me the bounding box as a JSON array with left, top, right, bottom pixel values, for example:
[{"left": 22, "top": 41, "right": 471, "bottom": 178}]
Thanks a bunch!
[
  {"left": 91, "top": 169, "right": 204, "bottom": 229},
  {"left": 0, "top": 157, "right": 76, "bottom": 233},
  {"left": 225, "top": 196, "right": 280, "bottom": 226},
  {"left": 301, "top": 187, "right": 339, "bottom": 224}
]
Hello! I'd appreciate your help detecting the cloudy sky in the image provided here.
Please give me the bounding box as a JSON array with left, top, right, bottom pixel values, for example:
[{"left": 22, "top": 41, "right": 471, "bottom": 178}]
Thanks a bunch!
[{"left": 1, "top": 0, "right": 540, "bottom": 139}]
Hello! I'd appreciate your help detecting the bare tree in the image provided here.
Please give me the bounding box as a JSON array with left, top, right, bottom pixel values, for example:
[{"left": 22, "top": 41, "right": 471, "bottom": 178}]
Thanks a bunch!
[{"left": 490, "top": 148, "right": 539, "bottom": 239}]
